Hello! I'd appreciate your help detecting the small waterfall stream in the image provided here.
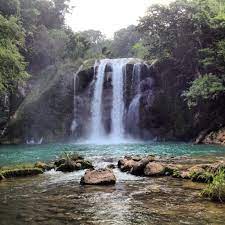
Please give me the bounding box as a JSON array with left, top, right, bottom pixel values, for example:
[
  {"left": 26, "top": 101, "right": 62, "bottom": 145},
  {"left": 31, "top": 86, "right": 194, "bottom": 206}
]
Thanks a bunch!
[
  {"left": 71, "top": 65, "right": 83, "bottom": 134},
  {"left": 90, "top": 59, "right": 108, "bottom": 140},
  {"left": 127, "top": 63, "right": 142, "bottom": 137}
]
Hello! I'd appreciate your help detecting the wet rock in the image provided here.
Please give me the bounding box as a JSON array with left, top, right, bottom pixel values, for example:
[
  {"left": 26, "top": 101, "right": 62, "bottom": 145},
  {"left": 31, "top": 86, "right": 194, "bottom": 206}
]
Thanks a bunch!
[
  {"left": 107, "top": 164, "right": 116, "bottom": 169},
  {"left": 131, "top": 157, "right": 155, "bottom": 176},
  {"left": 1, "top": 168, "right": 43, "bottom": 178},
  {"left": 54, "top": 158, "right": 66, "bottom": 167},
  {"left": 0, "top": 173, "right": 4, "bottom": 180},
  {"left": 190, "top": 171, "right": 213, "bottom": 183},
  {"left": 208, "top": 161, "right": 225, "bottom": 173},
  {"left": 164, "top": 164, "right": 179, "bottom": 176},
  {"left": 80, "top": 169, "right": 116, "bottom": 185},
  {"left": 118, "top": 155, "right": 155, "bottom": 174},
  {"left": 56, "top": 161, "right": 81, "bottom": 172},
  {"left": 144, "top": 162, "right": 165, "bottom": 176},
  {"left": 188, "top": 164, "right": 210, "bottom": 174},
  {"left": 54, "top": 153, "right": 93, "bottom": 172},
  {"left": 56, "top": 159, "right": 93, "bottom": 172},
  {"left": 118, "top": 158, "right": 136, "bottom": 172},
  {"left": 34, "top": 161, "right": 53, "bottom": 171}
]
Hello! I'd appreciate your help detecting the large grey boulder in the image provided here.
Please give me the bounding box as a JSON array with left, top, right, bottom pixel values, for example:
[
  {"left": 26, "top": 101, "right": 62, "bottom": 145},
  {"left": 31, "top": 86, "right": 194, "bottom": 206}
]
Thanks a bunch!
[{"left": 80, "top": 169, "right": 116, "bottom": 185}]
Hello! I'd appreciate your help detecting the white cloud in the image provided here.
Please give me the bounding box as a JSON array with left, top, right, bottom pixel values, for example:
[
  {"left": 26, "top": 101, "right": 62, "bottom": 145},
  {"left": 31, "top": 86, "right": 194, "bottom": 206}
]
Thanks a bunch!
[{"left": 66, "top": 0, "right": 173, "bottom": 38}]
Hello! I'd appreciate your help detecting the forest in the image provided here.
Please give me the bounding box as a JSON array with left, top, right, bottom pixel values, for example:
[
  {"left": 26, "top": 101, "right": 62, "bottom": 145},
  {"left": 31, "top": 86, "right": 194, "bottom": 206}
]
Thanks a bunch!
[
  {"left": 1, "top": 1, "right": 225, "bottom": 224},
  {"left": 1, "top": 0, "right": 225, "bottom": 140}
]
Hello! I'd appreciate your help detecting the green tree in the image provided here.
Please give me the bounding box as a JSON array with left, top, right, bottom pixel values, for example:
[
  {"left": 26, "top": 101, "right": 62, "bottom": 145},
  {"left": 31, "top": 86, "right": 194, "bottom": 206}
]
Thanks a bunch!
[
  {"left": 0, "top": 15, "right": 28, "bottom": 93},
  {"left": 0, "top": 0, "right": 20, "bottom": 17},
  {"left": 183, "top": 74, "right": 225, "bottom": 107},
  {"left": 111, "top": 25, "right": 141, "bottom": 57}
]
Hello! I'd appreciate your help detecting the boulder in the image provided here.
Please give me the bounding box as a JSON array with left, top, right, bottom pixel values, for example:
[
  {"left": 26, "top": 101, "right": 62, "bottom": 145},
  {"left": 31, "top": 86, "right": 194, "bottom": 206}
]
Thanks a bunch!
[
  {"left": 118, "top": 155, "right": 155, "bottom": 173},
  {"left": 144, "top": 162, "right": 165, "bottom": 176},
  {"left": 80, "top": 169, "right": 116, "bottom": 185},
  {"left": 56, "top": 161, "right": 81, "bottom": 172},
  {"left": 54, "top": 153, "right": 93, "bottom": 172},
  {"left": 118, "top": 158, "right": 136, "bottom": 172},
  {"left": 188, "top": 164, "right": 210, "bottom": 174},
  {"left": 131, "top": 157, "right": 155, "bottom": 176},
  {"left": 54, "top": 158, "right": 66, "bottom": 167},
  {"left": 35, "top": 161, "right": 53, "bottom": 171}
]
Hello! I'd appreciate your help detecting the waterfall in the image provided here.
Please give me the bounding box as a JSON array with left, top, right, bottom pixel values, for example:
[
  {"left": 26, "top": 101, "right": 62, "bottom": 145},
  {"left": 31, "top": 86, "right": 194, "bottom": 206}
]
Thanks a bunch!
[
  {"left": 110, "top": 59, "right": 129, "bottom": 140},
  {"left": 132, "top": 63, "right": 142, "bottom": 95},
  {"left": 127, "top": 63, "right": 142, "bottom": 137},
  {"left": 90, "top": 59, "right": 108, "bottom": 139},
  {"left": 88, "top": 58, "right": 131, "bottom": 142},
  {"left": 71, "top": 65, "right": 83, "bottom": 134}
]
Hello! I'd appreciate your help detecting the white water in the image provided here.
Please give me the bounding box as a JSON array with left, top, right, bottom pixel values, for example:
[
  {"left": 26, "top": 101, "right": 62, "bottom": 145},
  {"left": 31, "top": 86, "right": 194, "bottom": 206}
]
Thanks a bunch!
[
  {"left": 111, "top": 59, "right": 130, "bottom": 140},
  {"left": 88, "top": 58, "right": 142, "bottom": 144},
  {"left": 132, "top": 63, "right": 142, "bottom": 95},
  {"left": 90, "top": 59, "right": 108, "bottom": 140},
  {"left": 71, "top": 65, "right": 83, "bottom": 134},
  {"left": 88, "top": 59, "right": 130, "bottom": 143},
  {"left": 127, "top": 63, "right": 142, "bottom": 137}
]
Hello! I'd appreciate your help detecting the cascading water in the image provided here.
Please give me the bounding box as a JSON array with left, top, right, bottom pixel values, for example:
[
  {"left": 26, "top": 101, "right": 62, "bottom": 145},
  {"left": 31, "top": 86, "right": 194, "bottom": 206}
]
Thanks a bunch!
[
  {"left": 89, "top": 59, "right": 108, "bottom": 140},
  {"left": 110, "top": 59, "right": 129, "bottom": 140},
  {"left": 89, "top": 59, "right": 130, "bottom": 142},
  {"left": 127, "top": 63, "right": 142, "bottom": 137},
  {"left": 131, "top": 63, "right": 142, "bottom": 95},
  {"left": 71, "top": 65, "right": 83, "bottom": 134}
]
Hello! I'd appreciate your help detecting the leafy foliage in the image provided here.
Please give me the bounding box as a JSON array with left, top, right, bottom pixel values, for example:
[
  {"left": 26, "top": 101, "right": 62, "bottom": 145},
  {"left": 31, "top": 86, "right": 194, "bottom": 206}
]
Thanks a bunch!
[
  {"left": 0, "top": 0, "right": 20, "bottom": 17},
  {"left": 138, "top": 0, "right": 225, "bottom": 109},
  {"left": 183, "top": 74, "right": 225, "bottom": 107},
  {"left": 111, "top": 25, "right": 141, "bottom": 58},
  {"left": 0, "top": 15, "right": 28, "bottom": 93}
]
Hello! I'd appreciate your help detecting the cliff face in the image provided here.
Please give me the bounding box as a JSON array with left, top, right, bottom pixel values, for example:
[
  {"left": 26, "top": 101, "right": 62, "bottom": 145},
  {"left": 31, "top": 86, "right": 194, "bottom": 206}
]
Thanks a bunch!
[
  {"left": 1, "top": 58, "right": 225, "bottom": 144},
  {"left": 1, "top": 64, "right": 77, "bottom": 144}
]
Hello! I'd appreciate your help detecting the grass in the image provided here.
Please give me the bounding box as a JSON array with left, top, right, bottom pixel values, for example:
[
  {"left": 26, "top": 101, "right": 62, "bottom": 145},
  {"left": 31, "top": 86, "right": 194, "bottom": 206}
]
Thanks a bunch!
[{"left": 202, "top": 170, "right": 225, "bottom": 202}]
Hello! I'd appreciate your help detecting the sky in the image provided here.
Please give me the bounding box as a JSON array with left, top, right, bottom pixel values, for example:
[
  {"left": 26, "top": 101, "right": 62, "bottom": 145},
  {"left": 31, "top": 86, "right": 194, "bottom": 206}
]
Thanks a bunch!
[{"left": 66, "top": 0, "right": 173, "bottom": 38}]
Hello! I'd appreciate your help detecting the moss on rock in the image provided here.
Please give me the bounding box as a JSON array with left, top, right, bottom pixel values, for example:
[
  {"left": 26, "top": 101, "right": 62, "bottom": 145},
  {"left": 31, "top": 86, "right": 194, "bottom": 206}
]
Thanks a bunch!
[{"left": 1, "top": 168, "right": 43, "bottom": 178}]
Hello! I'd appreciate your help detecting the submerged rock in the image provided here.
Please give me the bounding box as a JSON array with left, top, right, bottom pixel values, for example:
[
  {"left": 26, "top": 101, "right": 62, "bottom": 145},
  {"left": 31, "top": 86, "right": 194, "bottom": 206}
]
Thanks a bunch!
[{"left": 80, "top": 169, "right": 116, "bottom": 185}]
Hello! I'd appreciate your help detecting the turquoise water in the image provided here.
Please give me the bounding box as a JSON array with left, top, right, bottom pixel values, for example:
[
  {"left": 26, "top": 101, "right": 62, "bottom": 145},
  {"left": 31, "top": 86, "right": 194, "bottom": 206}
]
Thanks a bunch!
[
  {"left": 1, "top": 142, "right": 225, "bottom": 224},
  {"left": 0, "top": 141, "right": 225, "bottom": 166}
]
